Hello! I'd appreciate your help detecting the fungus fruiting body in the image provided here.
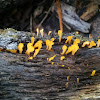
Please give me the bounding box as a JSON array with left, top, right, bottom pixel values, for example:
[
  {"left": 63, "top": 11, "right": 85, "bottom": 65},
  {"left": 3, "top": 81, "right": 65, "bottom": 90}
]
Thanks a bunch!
[
  {"left": 51, "top": 38, "right": 55, "bottom": 42},
  {"left": 60, "top": 56, "right": 65, "bottom": 61},
  {"left": 58, "top": 30, "right": 62, "bottom": 42},
  {"left": 97, "top": 39, "right": 100, "bottom": 47},
  {"left": 33, "top": 49, "right": 40, "bottom": 57},
  {"left": 31, "top": 37, "right": 34, "bottom": 45},
  {"left": 48, "top": 55, "right": 56, "bottom": 61},
  {"left": 67, "top": 76, "right": 69, "bottom": 81},
  {"left": 77, "top": 78, "right": 79, "bottom": 83},
  {"left": 91, "top": 70, "right": 96, "bottom": 76},
  {"left": 82, "top": 41, "right": 90, "bottom": 47},
  {"left": 61, "top": 45, "right": 67, "bottom": 55},
  {"left": 65, "top": 36, "right": 73, "bottom": 44},
  {"left": 73, "top": 39, "right": 80, "bottom": 44},
  {"left": 18, "top": 43, "right": 24, "bottom": 54},
  {"left": 46, "top": 39, "right": 54, "bottom": 51},
  {"left": 88, "top": 41, "right": 96, "bottom": 48},
  {"left": 6, "top": 49, "right": 17, "bottom": 53},
  {"left": 66, "top": 44, "right": 79, "bottom": 55},
  {"left": 26, "top": 46, "right": 34, "bottom": 56},
  {"left": 65, "top": 82, "right": 68, "bottom": 88},
  {"left": 34, "top": 40, "right": 43, "bottom": 49}
]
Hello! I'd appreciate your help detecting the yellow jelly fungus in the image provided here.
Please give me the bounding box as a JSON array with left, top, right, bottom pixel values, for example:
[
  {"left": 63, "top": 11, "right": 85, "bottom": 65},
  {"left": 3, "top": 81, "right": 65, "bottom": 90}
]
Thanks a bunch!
[
  {"left": 77, "top": 78, "right": 79, "bottom": 83},
  {"left": 46, "top": 39, "right": 54, "bottom": 50},
  {"left": 31, "top": 37, "right": 34, "bottom": 45},
  {"left": 58, "top": 30, "right": 62, "bottom": 42},
  {"left": 48, "top": 41, "right": 54, "bottom": 51},
  {"left": 67, "top": 76, "right": 69, "bottom": 81},
  {"left": 29, "top": 56, "right": 33, "bottom": 60},
  {"left": 61, "top": 45, "right": 67, "bottom": 55},
  {"left": 51, "top": 62, "right": 54, "bottom": 65},
  {"left": 7, "top": 49, "right": 17, "bottom": 53},
  {"left": 97, "top": 39, "right": 100, "bottom": 47},
  {"left": 73, "top": 39, "right": 80, "bottom": 44},
  {"left": 66, "top": 44, "right": 79, "bottom": 55},
  {"left": 48, "top": 31, "right": 52, "bottom": 35},
  {"left": 33, "top": 49, "right": 40, "bottom": 57},
  {"left": 18, "top": 43, "right": 24, "bottom": 54},
  {"left": 65, "top": 82, "right": 68, "bottom": 88},
  {"left": 71, "top": 44, "right": 79, "bottom": 55},
  {"left": 47, "top": 58, "right": 49, "bottom": 61},
  {"left": 46, "top": 39, "right": 50, "bottom": 50},
  {"left": 34, "top": 40, "right": 43, "bottom": 49},
  {"left": 82, "top": 41, "right": 90, "bottom": 47},
  {"left": 27, "top": 43, "right": 33, "bottom": 48},
  {"left": 48, "top": 55, "right": 56, "bottom": 62},
  {"left": 65, "top": 36, "right": 73, "bottom": 44},
  {"left": 25, "top": 46, "right": 34, "bottom": 56},
  {"left": 51, "top": 38, "right": 55, "bottom": 42},
  {"left": 88, "top": 41, "right": 96, "bottom": 48},
  {"left": 60, "top": 56, "right": 65, "bottom": 61},
  {"left": 89, "top": 34, "right": 93, "bottom": 38},
  {"left": 61, "top": 65, "right": 65, "bottom": 67},
  {"left": 91, "top": 70, "right": 96, "bottom": 76}
]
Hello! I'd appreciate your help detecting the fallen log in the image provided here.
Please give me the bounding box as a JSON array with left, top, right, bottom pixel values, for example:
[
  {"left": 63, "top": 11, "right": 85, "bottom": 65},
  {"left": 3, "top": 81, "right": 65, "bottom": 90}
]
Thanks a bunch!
[{"left": 0, "top": 43, "right": 100, "bottom": 99}]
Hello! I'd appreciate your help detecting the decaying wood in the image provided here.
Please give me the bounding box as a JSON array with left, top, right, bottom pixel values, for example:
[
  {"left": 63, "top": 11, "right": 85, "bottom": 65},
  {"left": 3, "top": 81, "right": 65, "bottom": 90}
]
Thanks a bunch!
[
  {"left": 52, "top": 1, "right": 91, "bottom": 33},
  {"left": 0, "top": 44, "right": 100, "bottom": 99},
  {"left": 80, "top": 2, "right": 99, "bottom": 21}
]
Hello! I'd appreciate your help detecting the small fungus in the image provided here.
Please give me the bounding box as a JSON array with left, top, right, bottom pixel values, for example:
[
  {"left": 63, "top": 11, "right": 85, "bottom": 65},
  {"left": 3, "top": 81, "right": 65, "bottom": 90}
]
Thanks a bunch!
[
  {"left": 31, "top": 37, "right": 34, "bottom": 45},
  {"left": 51, "top": 62, "right": 54, "bottom": 65},
  {"left": 60, "top": 56, "right": 65, "bottom": 61},
  {"left": 51, "top": 38, "right": 55, "bottom": 42},
  {"left": 61, "top": 45, "right": 67, "bottom": 55},
  {"left": 18, "top": 43, "right": 24, "bottom": 54},
  {"left": 34, "top": 40, "right": 43, "bottom": 49},
  {"left": 46, "top": 39, "right": 54, "bottom": 50},
  {"left": 61, "top": 65, "right": 65, "bottom": 67},
  {"left": 58, "top": 30, "right": 62, "bottom": 42},
  {"left": 66, "top": 44, "right": 79, "bottom": 55},
  {"left": 26, "top": 46, "right": 34, "bottom": 56},
  {"left": 6, "top": 49, "right": 17, "bottom": 53},
  {"left": 91, "top": 70, "right": 96, "bottom": 76},
  {"left": 97, "top": 39, "right": 100, "bottom": 47},
  {"left": 48, "top": 55, "right": 56, "bottom": 62},
  {"left": 48, "top": 31, "right": 52, "bottom": 35},
  {"left": 67, "top": 76, "right": 69, "bottom": 81},
  {"left": 77, "top": 78, "right": 79, "bottom": 83},
  {"left": 65, "top": 82, "right": 68, "bottom": 88},
  {"left": 82, "top": 41, "right": 90, "bottom": 47},
  {"left": 73, "top": 39, "right": 80, "bottom": 44},
  {"left": 88, "top": 41, "right": 96, "bottom": 48},
  {"left": 65, "top": 36, "right": 73, "bottom": 44},
  {"left": 33, "top": 49, "right": 40, "bottom": 57},
  {"left": 28, "top": 56, "right": 33, "bottom": 60}
]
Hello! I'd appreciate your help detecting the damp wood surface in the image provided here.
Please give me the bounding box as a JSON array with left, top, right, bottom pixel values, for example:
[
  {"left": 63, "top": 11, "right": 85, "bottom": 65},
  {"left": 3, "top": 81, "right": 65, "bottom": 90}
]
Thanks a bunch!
[{"left": 0, "top": 44, "right": 100, "bottom": 100}]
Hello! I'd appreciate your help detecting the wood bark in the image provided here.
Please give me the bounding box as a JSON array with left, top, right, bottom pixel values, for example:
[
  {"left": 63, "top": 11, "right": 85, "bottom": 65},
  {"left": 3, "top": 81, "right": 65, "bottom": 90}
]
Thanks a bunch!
[{"left": 0, "top": 44, "right": 100, "bottom": 100}]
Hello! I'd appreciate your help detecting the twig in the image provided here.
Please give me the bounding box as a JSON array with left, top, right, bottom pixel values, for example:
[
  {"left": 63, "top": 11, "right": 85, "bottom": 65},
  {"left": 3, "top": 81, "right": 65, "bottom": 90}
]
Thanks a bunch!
[
  {"left": 56, "top": 0, "right": 63, "bottom": 32},
  {"left": 38, "top": 1, "right": 54, "bottom": 28}
]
